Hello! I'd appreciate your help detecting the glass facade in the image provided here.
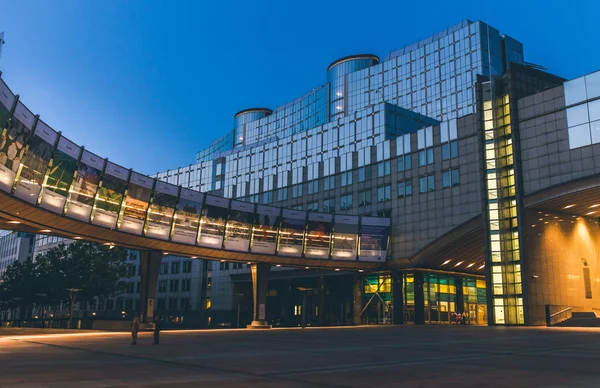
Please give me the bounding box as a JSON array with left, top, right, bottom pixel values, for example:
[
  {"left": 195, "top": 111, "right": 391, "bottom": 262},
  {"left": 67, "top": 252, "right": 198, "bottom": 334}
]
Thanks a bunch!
[{"left": 482, "top": 85, "right": 524, "bottom": 325}]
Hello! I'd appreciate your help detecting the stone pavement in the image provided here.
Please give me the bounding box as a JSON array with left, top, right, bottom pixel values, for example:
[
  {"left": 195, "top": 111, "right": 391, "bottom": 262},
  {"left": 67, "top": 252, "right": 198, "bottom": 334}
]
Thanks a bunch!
[{"left": 1, "top": 325, "right": 600, "bottom": 387}]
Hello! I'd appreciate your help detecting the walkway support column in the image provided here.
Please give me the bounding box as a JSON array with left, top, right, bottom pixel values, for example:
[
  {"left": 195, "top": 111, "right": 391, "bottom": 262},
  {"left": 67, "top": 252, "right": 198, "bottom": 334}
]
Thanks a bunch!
[
  {"left": 317, "top": 276, "right": 326, "bottom": 326},
  {"left": 139, "top": 250, "right": 162, "bottom": 324},
  {"left": 414, "top": 272, "right": 425, "bottom": 325},
  {"left": 353, "top": 275, "right": 362, "bottom": 325},
  {"left": 392, "top": 270, "right": 404, "bottom": 324},
  {"left": 247, "top": 263, "right": 271, "bottom": 329}
]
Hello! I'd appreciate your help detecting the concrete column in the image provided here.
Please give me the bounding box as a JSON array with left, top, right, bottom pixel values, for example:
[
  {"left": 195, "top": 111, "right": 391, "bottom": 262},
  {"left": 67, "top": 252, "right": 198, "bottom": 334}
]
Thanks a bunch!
[
  {"left": 392, "top": 270, "right": 404, "bottom": 324},
  {"left": 139, "top": 250, "right": 162, "bottom": 324},
  {"left": 317, "top": 276, "right": 326, "bottom": 326},
  {"left": 353, "top": 275, "right": 362, "bottom": 325},
  {"left": 414, "top": 272, "right": 425, "bottom": 325},
  {"left": 247, "top": 263, "right": 271, "bottom": 329},
  {"left": 455, "top": 276, "right": 464, "bottom": 314}
]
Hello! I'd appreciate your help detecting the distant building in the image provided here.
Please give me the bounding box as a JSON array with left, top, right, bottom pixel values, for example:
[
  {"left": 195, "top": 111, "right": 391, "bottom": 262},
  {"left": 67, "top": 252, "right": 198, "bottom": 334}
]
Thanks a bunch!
[{"left": 0, "top": 231, "right": 35, "bottom": 276}]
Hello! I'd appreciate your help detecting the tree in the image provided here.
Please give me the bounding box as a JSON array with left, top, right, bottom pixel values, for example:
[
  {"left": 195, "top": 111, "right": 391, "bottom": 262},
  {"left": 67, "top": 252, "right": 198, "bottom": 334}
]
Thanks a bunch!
[{"left": 0, "top": 241, "right": 128, "bottom": 323}]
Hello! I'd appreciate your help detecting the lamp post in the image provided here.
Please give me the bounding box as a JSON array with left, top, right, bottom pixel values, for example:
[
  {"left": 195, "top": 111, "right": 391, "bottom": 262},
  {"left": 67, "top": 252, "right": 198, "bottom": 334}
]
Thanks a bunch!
[
  {"left": 296, "top": 287, "right": 313, "bottom": 328},
  {"left": 67, "top": 288, "right": 81, "bottom": 329}
]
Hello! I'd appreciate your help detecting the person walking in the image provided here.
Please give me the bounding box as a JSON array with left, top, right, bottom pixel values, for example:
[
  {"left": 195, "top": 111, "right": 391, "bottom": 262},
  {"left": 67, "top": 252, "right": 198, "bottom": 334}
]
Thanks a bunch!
[
  {"left": 153, "top": 314, "right": 163, "bottom": 345},
  {"left": 130, "top": 313, "right": 140, "bottom": 345}
]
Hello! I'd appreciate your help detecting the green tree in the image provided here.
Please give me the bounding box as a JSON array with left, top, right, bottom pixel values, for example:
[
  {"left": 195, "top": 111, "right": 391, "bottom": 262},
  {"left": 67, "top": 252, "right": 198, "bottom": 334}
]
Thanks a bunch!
[{"left": 0, "top": 241, "right": 128, "bottom": 323}]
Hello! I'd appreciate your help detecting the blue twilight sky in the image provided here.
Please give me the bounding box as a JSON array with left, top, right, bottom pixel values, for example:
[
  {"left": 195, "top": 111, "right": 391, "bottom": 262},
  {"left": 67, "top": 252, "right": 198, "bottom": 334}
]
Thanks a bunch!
[{"left": 0, "top": 0, "right": 599, "bottom": 175}]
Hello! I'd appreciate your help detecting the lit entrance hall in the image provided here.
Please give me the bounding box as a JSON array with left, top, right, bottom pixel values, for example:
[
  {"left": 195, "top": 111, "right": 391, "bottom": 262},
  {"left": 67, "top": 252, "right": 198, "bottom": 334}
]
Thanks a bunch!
[{"left": 225, "top": 268, "right": 487, "bottom": 327}]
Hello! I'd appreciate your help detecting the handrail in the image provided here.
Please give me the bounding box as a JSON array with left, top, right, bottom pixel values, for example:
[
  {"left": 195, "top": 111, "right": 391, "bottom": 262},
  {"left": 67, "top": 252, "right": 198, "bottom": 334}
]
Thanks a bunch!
[{"left": 550, "top": 307, "right": 572, "bottom": 318}]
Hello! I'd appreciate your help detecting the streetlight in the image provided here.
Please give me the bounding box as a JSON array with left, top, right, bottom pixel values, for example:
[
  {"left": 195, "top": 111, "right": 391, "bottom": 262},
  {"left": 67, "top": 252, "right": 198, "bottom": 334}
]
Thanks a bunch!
[
  {"left": 296, "top": 287, "right": 313, "bottom": 328},
  {"left": 67, "top": 288, "right": 81, "bottom": 329}
]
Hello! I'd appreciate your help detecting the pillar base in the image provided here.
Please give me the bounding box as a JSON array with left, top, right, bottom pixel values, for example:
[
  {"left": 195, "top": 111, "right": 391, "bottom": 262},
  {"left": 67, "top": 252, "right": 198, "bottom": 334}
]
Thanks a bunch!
[{"left": 246, "top": 320, "right": 272, "bottom": 329}]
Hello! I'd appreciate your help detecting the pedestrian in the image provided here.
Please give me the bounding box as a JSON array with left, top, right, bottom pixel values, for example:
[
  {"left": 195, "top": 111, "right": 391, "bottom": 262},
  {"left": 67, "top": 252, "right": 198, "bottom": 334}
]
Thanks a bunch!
[
  {"left": 130, "top": 312, "right": 140, "bottom": 345},
  {"left": 456, "top": 312, "right": 462, "bottom": 325},
  {"left": 153, "top": 314, "right": 162, "bottom": 345}
]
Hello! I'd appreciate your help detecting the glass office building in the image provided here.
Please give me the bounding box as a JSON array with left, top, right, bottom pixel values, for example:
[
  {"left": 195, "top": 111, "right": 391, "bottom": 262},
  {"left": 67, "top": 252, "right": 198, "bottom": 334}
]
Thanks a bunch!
[{"left": 152, "top": 20, "right": 529, "bottom": 326}]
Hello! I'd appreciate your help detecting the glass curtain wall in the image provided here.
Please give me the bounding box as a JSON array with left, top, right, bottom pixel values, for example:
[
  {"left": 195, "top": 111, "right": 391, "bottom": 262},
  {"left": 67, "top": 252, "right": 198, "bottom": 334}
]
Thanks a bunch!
[
  {"left": 92, "top": 162, "right": 129, "bottom": 229},
  {"left": 119, "top": 172, "right": 153, "bottom": 235},
  {"left": 225, "top": 200, "right": 256, "bottom": 252},
  {"left": 482, "top": 82, "right": 524, "bottom": 325},
  {"left": 278, "top": 209, "right": 306, "bottom": 257},
  {"left": 362, "top": 274, "right": 392, "bottom": 324},
  {"left": 13, "top": 121, "right": 57, "bottom": 204},
  {"left": 145, "top": 180, "right": 178, "bottom": 240},
  {"left": 251, "top": 205, "right": 280, "bottom": 254},
  {"left": 66, "top": 150, "right": 104, "bottom": 222},
  {"left": 0, "top": 101, "right": 35, "bottom": 192},
  {"left": 172, "top": 188, "right": 203, "bottom": 244},
  {"left": 198, "top": 195, "right": 228, "bottom": 248},
  {"left": 332, "top": 215, "right": 359, "bottom": 260},
  {"left": 39, "top": 136, "right": 81, "bottom": 213},
  {"left": 305, "top": 213, "right": 332, "bottom": 259}
]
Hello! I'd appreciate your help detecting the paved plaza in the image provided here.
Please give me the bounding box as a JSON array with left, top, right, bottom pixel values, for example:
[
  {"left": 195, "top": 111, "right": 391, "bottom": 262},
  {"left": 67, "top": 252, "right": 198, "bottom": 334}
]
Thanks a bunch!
[{"left": 1, "top": 325, "right": 600, "bottom": 387}]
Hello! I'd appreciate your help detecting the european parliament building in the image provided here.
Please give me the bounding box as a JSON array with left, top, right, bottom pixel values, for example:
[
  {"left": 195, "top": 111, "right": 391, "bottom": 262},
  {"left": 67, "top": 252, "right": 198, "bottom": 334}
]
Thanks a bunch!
[{"left": 147, "top": 19, "right": 600, "bottom": 327}]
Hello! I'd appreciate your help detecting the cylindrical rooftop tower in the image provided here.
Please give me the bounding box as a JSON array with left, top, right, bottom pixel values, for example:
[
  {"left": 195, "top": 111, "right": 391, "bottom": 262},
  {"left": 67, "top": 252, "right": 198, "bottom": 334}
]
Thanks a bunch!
[
  {"left": 327, "top": 54, "right": 379, "bottom": 121},
  {"left": 233, "top": 108, "right": 272, "bottom": 147}
]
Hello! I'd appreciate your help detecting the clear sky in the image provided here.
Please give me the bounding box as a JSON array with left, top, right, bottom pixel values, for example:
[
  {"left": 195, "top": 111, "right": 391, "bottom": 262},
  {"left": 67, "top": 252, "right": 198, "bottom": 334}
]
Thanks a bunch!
[{"left": 0, "top": 0, "right": 599, "bottom": 175}]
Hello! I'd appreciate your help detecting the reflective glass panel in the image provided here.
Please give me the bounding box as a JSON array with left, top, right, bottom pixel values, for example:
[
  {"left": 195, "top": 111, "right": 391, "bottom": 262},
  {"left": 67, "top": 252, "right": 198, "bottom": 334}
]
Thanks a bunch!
[
  {"left": 172, "top": 188, "right": 203, "bottom": 244},
  {"left": 225, "top": 201, "right": 255, "bottom": 252},
  {"left": 305, "top": 213, "right": 332, "bottom": 259},
  {"left": 0, "top": 102, "right": 35, "bottom": 192},
  {"left": 278, "top": 209, "right": 306, "bottom": 257},
  {"left": 66, "top": 150, "right": 104, "bottom": 222},
  {"left": 568, "top": 123, "right": 591, "bottom": 149},
  {"left": 145, "top": 181, "right": 178, "bottom": 240},
  {"left": 40, "top": 136, "right": 80, "bottom": 213},
  {"left": 119, "top": 172, "right": 153, "bottom": 235},
  {"left": 92, "top": 162, "right": 129, "bottom": 229},
  {"left": 332, "top": 215, "right": 358, "bottom": 261},
  {"left": 13, "top": 121, "right": 57, "bottom": 204},
  {"left": 198, "top": 195, "right": 228, "bottom": 248},
  {"left": 252, "top": 205, "right": 280, "bottom": 254}
]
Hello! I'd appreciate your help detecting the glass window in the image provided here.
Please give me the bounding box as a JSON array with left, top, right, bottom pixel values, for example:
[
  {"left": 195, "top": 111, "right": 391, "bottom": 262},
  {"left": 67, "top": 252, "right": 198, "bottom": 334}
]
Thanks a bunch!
[
  {"left": 591, "top": 120, "right": 600, "bottom": 144},
  {"left": 569, "top": 123, "right": 592, "bottom": 149},
  {"left": 586, "top": 72, "right": 600, "bottom": 99},
  {"left": 442, "top": 144, "right": 449, "bottom": 160},
  {"left": 277, "top": 188, "right": 288, "bottom": 201},
  {"left": 340, "top": 194, "right": 353, "bottom": 210},
  {"left": 171, "top": 262, "right": 180, "bottom": 274},
  {"left": 418, "top": 150, "right": 426, "bottom": 166},
  {"left": 398, "top": 154, "right": 411, "bottom": 172},
  {"left": 420, "top": 177, "right": 427, "bottom": 193},
  {"left": 450, "top": 140, "right": 458, "bottom": 158},
  {"left": 358, "top": 167, "right": 365, "bottom": 182},
  {"left": 341, "top": 171, "right": 353, "bottom": 186},
  {"left": 307, "top": 201, "right": 319, "bottom": 211},
  {"left": 427, "top": 148, "right": 434, "bottom": 164},
  {"left": 427, "top": 174, "right": 435, "bottom": 191},
  {"left": 377, "top": 185, "right": 390, "bottom": 202},
  {"left": 323, "top": 176, "right": 335, "bottom": 190},
  {"left": 324, "top": 199, "right": 335, "bottom": 213},
  {"left": 307, "top": 180, "right": 319, "bottom": 195},
  {"left": 292, "top": 184, "right": 303, "bottom": 198},
  {"left": 567, "top": 104, "right": 589, "bottom": 127},
  {"left": 398, "top": 180, "right": 412, "bottom": 197},
  {"left": 377, "top": 161, "right": 390, "bottom": 177},
  {"left": 588, "top": 100, "right": 600, "bottom": 122},
  {"left": 359, "top": 190, "right": 371, "bottom": 207},
  {"left": 443, "top": 171, "right": 450, "bottom": 188}
]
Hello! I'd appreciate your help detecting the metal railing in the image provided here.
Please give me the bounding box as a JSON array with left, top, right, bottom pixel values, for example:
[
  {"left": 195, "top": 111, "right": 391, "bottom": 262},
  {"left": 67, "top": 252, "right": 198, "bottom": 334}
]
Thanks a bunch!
[{"left": 545, "top": 305, "right": 572, "bottom": 326}]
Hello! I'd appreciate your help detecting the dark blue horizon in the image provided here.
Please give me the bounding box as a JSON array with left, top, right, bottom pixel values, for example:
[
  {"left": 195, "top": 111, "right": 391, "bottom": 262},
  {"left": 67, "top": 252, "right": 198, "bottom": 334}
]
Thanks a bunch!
[{"left": 1, "top": 0, "right": 598, "bottom": 175}]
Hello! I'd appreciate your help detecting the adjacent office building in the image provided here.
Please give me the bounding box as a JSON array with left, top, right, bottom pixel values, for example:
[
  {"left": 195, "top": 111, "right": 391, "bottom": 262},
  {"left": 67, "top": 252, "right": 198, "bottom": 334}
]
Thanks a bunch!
[
  {"left": 150, "top": 19, "right": 600, "bottom": 327},
  {"left": 0, "top": 230, "right": 34, "bottom": 276}
]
